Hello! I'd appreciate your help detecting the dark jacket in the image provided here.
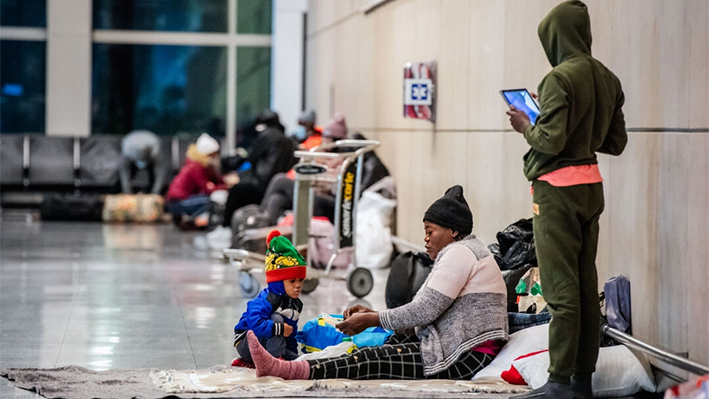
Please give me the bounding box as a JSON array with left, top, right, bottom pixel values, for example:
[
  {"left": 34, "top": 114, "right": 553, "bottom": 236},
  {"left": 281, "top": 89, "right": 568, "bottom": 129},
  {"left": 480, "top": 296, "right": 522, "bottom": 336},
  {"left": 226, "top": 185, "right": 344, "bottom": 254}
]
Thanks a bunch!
[
  {"left": 239, "top": 128, "right": 297, "bottom": 190},
  {"left": 234, "top": 282, "right": 302, "bottom": 354},
  {"left": 522, "top": 0, "right": 627, "bottom": 181}
]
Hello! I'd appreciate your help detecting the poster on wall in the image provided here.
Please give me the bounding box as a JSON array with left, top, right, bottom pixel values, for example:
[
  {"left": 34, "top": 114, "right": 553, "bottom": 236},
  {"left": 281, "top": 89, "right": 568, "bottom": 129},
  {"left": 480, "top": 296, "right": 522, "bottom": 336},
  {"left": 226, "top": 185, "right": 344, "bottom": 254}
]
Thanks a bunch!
[{"left": 403, "top": 61, "right": 436, "bottom": 123}]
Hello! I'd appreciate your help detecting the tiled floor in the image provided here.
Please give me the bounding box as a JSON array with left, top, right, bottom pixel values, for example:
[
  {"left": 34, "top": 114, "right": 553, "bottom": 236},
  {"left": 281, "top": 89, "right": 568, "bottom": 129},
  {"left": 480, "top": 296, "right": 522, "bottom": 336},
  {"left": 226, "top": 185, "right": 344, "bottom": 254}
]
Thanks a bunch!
[{"left": 0, "top": 211, "right": 388, "bottom": 398}]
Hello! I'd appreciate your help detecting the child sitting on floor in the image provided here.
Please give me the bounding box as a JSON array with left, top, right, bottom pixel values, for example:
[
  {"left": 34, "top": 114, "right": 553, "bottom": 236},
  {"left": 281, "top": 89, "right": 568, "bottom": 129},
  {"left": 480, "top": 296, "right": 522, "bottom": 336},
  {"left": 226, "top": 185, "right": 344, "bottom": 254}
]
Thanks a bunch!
[{"left": 231, "top": 230, "right": 306, "bottom": 368}]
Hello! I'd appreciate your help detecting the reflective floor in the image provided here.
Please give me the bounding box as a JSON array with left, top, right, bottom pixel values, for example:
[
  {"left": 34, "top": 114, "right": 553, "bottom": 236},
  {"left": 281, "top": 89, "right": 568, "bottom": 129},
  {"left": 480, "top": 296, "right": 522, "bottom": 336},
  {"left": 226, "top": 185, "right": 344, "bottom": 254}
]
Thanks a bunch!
[{"left": 0, "top": 211, "right": 388, "bottom": 398}]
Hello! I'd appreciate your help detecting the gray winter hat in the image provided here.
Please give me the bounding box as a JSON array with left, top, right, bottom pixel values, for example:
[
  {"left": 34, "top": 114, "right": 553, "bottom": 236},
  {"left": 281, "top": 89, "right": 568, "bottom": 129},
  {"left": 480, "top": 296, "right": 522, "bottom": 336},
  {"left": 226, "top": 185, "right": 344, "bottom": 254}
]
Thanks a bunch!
[{"left": 298, "top": 110, "right": 316, "bottom": 125}]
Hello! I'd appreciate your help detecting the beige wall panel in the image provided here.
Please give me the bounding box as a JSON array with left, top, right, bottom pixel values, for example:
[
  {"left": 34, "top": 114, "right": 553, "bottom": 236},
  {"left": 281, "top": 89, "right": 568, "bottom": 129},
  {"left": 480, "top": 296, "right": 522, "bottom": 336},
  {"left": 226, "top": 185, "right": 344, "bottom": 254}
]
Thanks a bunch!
[
  {"left": 594, "top": 156, "right": 613, "bottom": 288},
  {"left": 434, "top": 0, "right": 471, "bottom": 130},
  {"left": 331, "top": 17, "right": 363, "bottom": 121},
  {"left": 391, "top": 132, "right": 471, "bottom": 244},
  {"left": 604, "top": 133, "right": 661, "bottom": 346},
  {"left": 352, "top": 16, "right": 377, "bottom": 129},
  {"left": 585, "top": 0, "right": 614, "bottom": 69},
  {"left": 687, "top": 134, "right": 709, "bottom": 366},
  {"left": 306, "top": 34, "right": 335, "bottom": 122},
  {"left": 468, "top": 1, "right": 507, "bottom": 130},
  {"left": 375, "top": 132, "right": 410, "bottom": 238},
  {"left": 688, "top": 0, "right": 709, "bottom": 129},
  {"left": 371, "top": 0, "right": 441, "bottom": 130},
  {"left": 656, "top": 134, "right": 689, "bottom": 355},
  {"left": 430, "top": 131, "right": 469, "bottom": 198},
  {"left": 502, "top": 1, "right": 555, "bottom": 96},
  {"left": 307, "top": 0, "right": 359, "bottom": 36},
  {"left": 387, "top": 131, "right": 436, "bottom": 242},
  {"left": 654, "top": 3, "right": 691, "bottom": 129},
  {"left": 604, "top": 1, "right": 691, "bottom": 129},
  {"left": 501, "top": 133, "right": 537, "bottom": 226},
  {"left": 465, "top": 131, "right": 535, "bottom": 244},
  {"left": 465, "top": 133, "right": 507, "bottom": 245}
]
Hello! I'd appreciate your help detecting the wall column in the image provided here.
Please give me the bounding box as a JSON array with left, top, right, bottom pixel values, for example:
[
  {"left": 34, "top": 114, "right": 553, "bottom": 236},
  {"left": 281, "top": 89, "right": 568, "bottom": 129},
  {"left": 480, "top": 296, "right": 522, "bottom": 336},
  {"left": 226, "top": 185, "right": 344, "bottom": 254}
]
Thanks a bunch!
[
  {"left": 46, "top": 0, "right": 92, "bottom": 136},
  {"left": 271, "top": 0, "right": 308, "bottom": 133}
]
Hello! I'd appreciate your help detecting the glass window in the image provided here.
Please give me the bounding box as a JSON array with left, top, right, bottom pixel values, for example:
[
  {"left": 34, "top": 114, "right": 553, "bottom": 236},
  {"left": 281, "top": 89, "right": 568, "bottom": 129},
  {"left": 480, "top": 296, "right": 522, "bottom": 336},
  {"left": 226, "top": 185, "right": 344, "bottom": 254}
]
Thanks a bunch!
[
  {"left": 1, "top": 40, "right": 46, "bottom": 133},
  {"left": 92, "top": 44, "right": 227, "bottom": 136},
  {"left": 237, "top": 0, "right": 272, "bottom": 34},
  {"left": 0, "top": 0, "right": 46, "bottom": 27},
  {"left": 236, "top": 46, "right": 271, "bottom": 128},
  {"left": 93, "top": 0, "right": 228, "bottom": 32}
]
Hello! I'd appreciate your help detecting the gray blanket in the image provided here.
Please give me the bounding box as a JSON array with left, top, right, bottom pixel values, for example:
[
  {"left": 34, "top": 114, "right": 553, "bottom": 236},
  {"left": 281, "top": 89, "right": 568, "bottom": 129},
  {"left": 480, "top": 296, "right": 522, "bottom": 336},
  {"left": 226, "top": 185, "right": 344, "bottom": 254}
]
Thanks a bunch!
[{"left": 1, "top": 365, "right": 518, "bottom": 399}]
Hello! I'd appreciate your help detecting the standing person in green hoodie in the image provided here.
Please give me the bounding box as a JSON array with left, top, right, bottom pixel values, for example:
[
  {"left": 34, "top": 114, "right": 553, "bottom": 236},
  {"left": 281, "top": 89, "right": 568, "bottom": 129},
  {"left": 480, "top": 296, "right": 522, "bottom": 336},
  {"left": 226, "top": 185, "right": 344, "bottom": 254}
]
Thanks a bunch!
[{"left": 506, "top": 1, "right": 627, "bottom": 398}]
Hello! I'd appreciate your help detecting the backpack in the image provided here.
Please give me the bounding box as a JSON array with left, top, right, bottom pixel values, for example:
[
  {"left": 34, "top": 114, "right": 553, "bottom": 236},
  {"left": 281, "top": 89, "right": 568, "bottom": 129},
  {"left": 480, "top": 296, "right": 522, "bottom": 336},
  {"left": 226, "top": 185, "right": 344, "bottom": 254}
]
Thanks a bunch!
[
  {"left": 230, "top": 204, "right": 271, "bottom": 234},
  {"left": 385, "top": 251, "right": 434, "bottom": 309},
  {"left": 229, "top": 204, "right": 276, "bottom": 253},
  {"left": 603, "top": 275, "right": 632, "bottom": 333}
]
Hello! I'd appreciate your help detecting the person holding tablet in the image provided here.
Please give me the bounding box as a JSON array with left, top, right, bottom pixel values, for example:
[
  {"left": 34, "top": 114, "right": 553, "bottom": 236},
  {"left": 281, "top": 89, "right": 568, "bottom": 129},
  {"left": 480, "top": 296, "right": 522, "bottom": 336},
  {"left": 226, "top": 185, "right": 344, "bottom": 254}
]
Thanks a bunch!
[{"left": 505, "top": 1, "right": 627, "bottom": 398}]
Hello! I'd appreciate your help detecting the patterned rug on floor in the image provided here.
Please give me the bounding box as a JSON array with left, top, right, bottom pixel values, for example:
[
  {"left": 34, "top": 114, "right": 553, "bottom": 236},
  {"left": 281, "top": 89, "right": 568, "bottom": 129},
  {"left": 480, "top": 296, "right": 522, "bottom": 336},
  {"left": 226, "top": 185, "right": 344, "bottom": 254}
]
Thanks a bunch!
[{"left": 1, "top": 365, "right": 527, "bottom": 398}]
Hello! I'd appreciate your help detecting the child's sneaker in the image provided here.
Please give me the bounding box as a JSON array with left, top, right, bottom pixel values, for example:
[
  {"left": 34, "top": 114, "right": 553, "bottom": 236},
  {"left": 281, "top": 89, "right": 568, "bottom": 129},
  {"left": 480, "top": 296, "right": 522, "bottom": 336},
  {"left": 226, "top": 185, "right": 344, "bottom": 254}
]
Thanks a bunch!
[
  {"left": 231, "top": 358, "right": 255, "bottom": 369},
  {"left": 194, "top": 212, "right": 210, "bottom": 228}
]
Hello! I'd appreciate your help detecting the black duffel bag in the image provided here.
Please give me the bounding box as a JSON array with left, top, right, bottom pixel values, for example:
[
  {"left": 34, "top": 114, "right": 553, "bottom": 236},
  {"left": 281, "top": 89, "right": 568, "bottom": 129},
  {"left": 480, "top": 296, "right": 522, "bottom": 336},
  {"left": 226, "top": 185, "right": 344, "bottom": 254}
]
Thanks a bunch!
[
  {"left": 385, "top": 251, "right": 434, "bottom": 309},
  {"left": 40, "top": 193, "right": 104, "bottom": 221}
]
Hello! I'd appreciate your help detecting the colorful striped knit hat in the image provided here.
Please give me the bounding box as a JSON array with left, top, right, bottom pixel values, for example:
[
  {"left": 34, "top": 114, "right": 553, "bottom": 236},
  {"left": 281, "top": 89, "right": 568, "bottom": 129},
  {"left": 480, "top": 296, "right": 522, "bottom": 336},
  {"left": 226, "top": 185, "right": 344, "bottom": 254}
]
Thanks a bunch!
[{"left": 264, "top": 230, "right": 307, "bottom": 283}]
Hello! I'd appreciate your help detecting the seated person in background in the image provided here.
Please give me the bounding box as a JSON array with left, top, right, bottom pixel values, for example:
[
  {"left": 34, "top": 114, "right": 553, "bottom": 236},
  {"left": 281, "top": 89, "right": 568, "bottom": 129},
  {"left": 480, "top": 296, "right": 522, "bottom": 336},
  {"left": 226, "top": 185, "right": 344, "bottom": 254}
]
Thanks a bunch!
[
  {"left": 231, "top": 230, "right": 306, "bottom": 368},
  {"left": 221, "top": 110, "right": 297, "bottom": 229},
  {"left": 259, "top": 114, "right": 346, "bottom": 225},
  {"left": 260, "top": 120, "right": 390, "bottom": 225},
  {"left": 320, "top": 113, "right": 347, "bottom": 145},
  {"left": 243, "top": 185, "right": 508, "bottom": 380},
  {"left": 119, "top": 130, "right": 169, "bottom": 195},
  {"left": 166, "top": 133, "right": 237, "bottom": 227},
  {"left": 263, "top": 132, "right": 380, "bottom": 224},
  {"left": 293, "top": 109, "right": 323, "bottom": 150}
]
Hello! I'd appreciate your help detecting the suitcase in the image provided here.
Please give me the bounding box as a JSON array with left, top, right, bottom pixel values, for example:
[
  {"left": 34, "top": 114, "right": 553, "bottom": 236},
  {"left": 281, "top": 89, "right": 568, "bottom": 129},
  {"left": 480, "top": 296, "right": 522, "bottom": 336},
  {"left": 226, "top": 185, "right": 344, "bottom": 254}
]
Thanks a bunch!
[
  {"left": 102, "top": 194, "right": 164, "bottom": 222},
  {"left": 40, "top": 193, "right": 104, "bottom": 222}
]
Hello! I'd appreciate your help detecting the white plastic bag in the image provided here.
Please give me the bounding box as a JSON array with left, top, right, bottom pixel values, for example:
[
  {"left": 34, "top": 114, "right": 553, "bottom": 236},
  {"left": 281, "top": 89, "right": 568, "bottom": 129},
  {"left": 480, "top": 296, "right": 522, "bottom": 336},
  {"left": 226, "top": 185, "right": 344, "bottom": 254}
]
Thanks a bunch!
[
  {"left": 209, "top": 189, "right": 229, "bottom": 205},
  {"left": 356, "top": 191, "right": 396, "bottom": 269},
  {"left": 297, "top": 341, "right": 356, "bottom": 361}
]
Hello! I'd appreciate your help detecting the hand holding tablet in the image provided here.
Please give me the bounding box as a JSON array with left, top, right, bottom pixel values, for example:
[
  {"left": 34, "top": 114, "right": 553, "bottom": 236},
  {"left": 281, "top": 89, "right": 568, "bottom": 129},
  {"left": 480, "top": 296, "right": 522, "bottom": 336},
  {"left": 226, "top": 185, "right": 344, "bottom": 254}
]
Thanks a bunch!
[{"left": 501, "top": 89, "right": 540, "bottom": 125}]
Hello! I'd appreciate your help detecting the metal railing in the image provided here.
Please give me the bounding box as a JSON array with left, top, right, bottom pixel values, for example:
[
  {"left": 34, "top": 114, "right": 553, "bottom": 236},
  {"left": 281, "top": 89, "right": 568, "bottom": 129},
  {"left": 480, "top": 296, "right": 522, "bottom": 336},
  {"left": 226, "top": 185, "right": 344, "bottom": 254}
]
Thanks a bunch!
[{"left": 602, "top": 324, "right": 709, "bottom": 376}]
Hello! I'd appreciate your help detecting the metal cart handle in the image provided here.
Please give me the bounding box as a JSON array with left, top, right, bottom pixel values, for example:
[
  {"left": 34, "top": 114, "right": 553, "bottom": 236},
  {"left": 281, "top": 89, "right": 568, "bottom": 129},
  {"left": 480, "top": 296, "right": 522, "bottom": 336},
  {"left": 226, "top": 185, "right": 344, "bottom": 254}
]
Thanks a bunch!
[{"left": 293, "top": 139, "right": 380, "bottom": 161}]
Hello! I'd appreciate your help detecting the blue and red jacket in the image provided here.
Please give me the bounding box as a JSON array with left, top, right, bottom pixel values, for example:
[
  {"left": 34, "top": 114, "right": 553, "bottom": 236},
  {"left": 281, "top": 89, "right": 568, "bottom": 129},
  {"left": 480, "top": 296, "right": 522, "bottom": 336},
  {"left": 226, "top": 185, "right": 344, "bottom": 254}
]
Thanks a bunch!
[{"left": 234, "top": 281, "right": 302, "bottom": 354}]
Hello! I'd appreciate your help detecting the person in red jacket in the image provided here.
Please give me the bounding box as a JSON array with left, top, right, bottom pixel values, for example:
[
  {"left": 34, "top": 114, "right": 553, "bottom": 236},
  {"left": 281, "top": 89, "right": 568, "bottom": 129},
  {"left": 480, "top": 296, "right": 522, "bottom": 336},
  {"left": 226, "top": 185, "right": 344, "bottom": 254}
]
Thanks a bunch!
[{"left": 166, "top": 133, "right": 232, "bottom": 227}]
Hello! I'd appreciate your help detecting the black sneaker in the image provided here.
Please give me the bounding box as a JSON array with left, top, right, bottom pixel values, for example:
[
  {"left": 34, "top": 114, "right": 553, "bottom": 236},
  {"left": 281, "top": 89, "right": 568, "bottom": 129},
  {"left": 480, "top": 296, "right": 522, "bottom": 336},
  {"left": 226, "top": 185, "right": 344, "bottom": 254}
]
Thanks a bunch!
[
  {"left": 571, "top": 376, "right": 593, "bottom": 399},
  {"left": 512, "top": 381, "right": 579, "bottom": 399}
]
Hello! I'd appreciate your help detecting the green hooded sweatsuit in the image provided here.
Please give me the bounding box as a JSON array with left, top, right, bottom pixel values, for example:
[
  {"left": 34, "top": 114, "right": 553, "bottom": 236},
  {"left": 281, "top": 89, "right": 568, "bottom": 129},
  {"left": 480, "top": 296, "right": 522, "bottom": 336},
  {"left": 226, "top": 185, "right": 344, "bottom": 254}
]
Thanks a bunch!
[{"left": 523, "top": 0, "right": 627, "bottom": 383}]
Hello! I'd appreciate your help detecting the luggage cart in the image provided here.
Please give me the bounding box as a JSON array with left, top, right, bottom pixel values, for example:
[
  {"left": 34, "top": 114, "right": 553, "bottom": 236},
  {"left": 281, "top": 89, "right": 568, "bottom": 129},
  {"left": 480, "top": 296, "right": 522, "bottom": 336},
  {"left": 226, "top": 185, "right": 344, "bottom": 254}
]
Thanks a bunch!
[{"left": 224, "top": 139, "right": 381, "bottom": 299}]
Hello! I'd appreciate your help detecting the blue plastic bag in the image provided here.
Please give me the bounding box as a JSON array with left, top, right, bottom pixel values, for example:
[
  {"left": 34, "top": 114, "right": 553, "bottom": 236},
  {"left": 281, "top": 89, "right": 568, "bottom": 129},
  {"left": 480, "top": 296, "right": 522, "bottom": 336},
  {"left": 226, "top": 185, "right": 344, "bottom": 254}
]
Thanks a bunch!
[
  {"left": 295, "top": 314, "right": 393, "bottom": 353},
  {"left": 296, "top": 314, "right": 348, "bottom": 352},
  {"left": 353, "top": 327, "right": 393, "bottom": 348}
]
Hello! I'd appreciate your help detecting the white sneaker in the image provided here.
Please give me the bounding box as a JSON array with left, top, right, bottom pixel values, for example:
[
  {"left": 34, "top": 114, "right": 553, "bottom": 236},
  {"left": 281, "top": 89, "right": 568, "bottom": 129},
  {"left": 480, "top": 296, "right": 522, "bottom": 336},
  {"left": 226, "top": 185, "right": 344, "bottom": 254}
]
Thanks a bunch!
[{"left": 207, "top": 226, "right": 233, "bottom": 250}]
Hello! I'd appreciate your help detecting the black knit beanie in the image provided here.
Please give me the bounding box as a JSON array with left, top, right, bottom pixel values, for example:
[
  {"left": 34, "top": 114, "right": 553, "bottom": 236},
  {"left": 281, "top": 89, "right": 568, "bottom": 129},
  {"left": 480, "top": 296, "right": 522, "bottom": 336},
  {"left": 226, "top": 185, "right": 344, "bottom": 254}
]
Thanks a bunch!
[{"left": 423, "top": 185, "right": 473, "bottom": 236}]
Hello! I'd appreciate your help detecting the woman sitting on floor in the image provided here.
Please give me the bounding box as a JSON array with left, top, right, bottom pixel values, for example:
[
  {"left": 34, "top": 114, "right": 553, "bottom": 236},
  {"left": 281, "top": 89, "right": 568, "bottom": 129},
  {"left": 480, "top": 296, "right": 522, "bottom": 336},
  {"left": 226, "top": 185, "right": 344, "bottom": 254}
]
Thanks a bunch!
[{"left": 244, "top": 185, "right": 509, "bottom": 380}]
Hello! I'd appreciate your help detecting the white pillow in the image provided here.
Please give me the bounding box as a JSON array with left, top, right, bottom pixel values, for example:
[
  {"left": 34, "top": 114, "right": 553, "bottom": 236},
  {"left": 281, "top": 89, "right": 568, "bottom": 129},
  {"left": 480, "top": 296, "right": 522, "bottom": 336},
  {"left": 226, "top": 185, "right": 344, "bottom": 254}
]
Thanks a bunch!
[
  {"left": 471, "top": 324, "right": 549, "bottom": 382},
  {"left": 513, "top": 345, "right": 656, "bottom": 397}
]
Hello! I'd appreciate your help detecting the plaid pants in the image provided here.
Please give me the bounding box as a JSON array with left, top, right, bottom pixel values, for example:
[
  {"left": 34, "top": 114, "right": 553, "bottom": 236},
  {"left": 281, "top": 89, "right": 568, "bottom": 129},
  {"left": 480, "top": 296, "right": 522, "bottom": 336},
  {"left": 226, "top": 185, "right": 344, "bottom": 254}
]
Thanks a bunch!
[{"left": 306, "top": 334, "right": 492, "bottom": 380}]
